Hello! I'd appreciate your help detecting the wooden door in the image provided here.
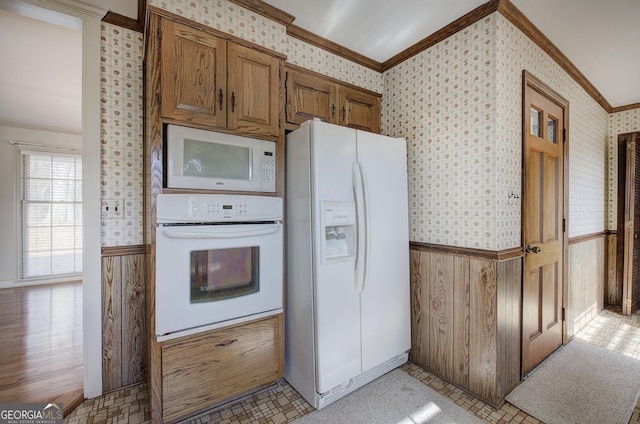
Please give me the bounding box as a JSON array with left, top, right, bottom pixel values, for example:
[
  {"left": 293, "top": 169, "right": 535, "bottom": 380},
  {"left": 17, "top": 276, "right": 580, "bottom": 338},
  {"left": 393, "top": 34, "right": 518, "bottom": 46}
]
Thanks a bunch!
[
  {"left": 622, "top": 133, "right": 640, "bottom": 315},
  {"left": 338, "top": 86, "right": 381, "bottom": 133},
  {"left": 227, "top": 42, "right": 282, "bottom": 137},
  {"left": 522, "top": 77, "right": 566, "bottom": 375},
  {"left": 285, "top": 67, "right": 337, "bottom": 125},
  {"left": 160, "top": 18, "right": 227, "bottom": 128}
]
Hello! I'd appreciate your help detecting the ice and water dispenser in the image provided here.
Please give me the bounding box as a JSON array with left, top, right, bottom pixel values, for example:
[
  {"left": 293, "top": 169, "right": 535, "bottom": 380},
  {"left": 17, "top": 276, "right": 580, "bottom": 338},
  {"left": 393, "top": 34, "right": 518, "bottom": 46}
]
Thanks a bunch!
[{"left": 321, "top": 201, "right": 356, "bottom": 262}]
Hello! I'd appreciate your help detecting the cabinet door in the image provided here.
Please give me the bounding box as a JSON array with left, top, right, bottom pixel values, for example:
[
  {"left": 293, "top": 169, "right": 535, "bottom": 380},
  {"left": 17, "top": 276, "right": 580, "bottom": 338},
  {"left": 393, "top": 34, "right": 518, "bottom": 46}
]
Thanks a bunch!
[
  {"left": 161, "top": 315, "right": 283, "bottom": 423},
  {"left": 160, "top": 18, "right": 227, "bottom": 128},
  {"left": 286, "top": 68, "right": 337, "bottom": 125},
  {"left": 227, "top": 43, "right": 282, "bottom": 137},
  {"left": 338, "top": 86, "right": 381, "bottom": 133}
]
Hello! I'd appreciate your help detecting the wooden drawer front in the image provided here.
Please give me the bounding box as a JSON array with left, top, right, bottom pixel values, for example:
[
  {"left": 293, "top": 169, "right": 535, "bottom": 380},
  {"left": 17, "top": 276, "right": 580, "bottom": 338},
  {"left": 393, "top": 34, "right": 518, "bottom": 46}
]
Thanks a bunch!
[{"left": 161, "top": 316, "right": 282, "bottom": 422}]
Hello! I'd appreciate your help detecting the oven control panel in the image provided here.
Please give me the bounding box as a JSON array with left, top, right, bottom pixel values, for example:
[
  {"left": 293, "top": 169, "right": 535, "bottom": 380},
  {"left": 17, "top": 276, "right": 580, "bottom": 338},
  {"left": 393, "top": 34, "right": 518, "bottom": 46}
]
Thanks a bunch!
[
  {"left": 190, "top": 198, "right": 249, "bottom": 220},
  {"left": 156, "top": 194, "right": 283, "bottom": 223}
]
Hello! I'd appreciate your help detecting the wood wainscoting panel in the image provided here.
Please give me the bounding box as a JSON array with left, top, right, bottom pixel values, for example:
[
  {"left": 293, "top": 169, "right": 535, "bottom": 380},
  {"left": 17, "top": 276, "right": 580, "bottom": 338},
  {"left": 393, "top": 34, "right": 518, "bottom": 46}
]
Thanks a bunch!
[
  {"left": 428, "top": 253, "right": 455, "bottom": 381},
  {"left": 121, "top": 254, "right": 147, "bottom": 386},
  {"left": 102, "top": 255, "right": 123, "bottom": 391},
  {"left": 468, "top": 258, "right": 497, "bottom": 403},
  {"left": 102, "top": 252, "right": 147, "bottom": 392},
  {"left": 497, "top": 258, "right": 522, "bottom": 399},
  {"left": 409, "top": 246, "right": 522, "bottom": 407},
  {"left": 606, "top": 233, "right": 619, "bottom": 306},
  {"left": 409, "top": 250, "right": 430, "bottom": 368},
  {"left": 452, "top": 256, "right": 470, "bottom": 389},
  {"left": 567, "top": 236, "right": 605, "bottom": 338}
]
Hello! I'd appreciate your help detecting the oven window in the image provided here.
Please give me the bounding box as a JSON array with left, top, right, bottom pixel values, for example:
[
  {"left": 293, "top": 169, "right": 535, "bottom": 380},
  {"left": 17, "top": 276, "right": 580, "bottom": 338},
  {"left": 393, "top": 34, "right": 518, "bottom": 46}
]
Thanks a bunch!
[{"left": 190, "top": 246, "right": 259, "bottom": 303}]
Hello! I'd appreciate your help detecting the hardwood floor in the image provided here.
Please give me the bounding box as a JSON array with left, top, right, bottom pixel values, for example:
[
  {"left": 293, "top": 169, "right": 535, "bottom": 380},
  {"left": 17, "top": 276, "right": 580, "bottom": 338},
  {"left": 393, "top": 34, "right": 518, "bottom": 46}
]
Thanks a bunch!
[{"left": 0, "top": 281, "right": 83, "bottom": 414}]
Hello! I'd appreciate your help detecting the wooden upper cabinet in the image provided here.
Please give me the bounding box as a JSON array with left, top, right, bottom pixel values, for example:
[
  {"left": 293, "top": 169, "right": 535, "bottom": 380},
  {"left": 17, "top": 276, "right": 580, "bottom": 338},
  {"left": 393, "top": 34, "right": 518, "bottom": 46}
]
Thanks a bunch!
[
  {"left": 160, "top": 18, "right": 227, "bottom": 128},
  {"left": 285, "top": 65, "right": 381, "bottom": 133},
  {"left": 286, "top": 69, "right": 336, "bottom": 125},
  {"left": 339, "top": 86, "right": 381, "bottom": 132},
  {"left": 227, "top": 43, "right": 282, "bottom": 137},
  {"left": 158, "top": 15, "right": 282, "bottom": 138}
]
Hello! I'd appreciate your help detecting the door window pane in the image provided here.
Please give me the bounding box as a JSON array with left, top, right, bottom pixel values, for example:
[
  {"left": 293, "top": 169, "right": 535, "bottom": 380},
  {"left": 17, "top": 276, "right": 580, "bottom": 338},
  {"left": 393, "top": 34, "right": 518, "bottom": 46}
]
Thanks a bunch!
[
  {"left": 530, "top": 108, "right": 541, "bottom": 137},
  {"left": 548, "top": 116, "right": 558, "bottom": 143}
]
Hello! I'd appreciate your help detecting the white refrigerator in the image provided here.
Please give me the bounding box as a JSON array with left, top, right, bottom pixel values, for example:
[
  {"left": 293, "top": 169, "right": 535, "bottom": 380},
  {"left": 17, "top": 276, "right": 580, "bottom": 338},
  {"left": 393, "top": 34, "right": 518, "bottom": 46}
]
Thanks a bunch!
[{"left": 285, "top": 119, "right": 411, "bottom": 409}]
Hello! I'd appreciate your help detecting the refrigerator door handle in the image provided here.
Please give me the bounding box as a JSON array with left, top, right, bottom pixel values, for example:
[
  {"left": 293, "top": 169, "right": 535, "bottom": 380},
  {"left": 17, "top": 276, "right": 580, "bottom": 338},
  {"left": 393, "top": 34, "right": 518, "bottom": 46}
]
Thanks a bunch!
[{"left": 352, "top": 162, "right": 370, "bottom": 294}]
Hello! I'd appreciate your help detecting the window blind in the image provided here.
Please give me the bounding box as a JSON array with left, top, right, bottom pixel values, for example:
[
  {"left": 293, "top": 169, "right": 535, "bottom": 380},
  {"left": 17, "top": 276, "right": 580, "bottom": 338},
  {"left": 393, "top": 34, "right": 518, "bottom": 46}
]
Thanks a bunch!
[{"left": 21, "top": 150, "right": 83, "bottom": 279}]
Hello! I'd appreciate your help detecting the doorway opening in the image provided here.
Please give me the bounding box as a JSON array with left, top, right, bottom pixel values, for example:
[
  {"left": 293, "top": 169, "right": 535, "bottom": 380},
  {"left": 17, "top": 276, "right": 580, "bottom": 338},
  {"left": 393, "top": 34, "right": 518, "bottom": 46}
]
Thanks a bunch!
[
  {"left": 616, "top": 131, "right": 640, "bottom": 315},
  {"left": 0, "top": 0, "right": 105, "bottom": 404}
]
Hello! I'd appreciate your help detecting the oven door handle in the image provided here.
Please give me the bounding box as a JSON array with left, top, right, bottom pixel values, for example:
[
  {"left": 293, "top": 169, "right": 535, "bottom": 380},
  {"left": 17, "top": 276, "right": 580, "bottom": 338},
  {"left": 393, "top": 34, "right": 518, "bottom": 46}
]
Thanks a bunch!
[{"left": 160, "top": 225, "right": 280, "bottom": 239}]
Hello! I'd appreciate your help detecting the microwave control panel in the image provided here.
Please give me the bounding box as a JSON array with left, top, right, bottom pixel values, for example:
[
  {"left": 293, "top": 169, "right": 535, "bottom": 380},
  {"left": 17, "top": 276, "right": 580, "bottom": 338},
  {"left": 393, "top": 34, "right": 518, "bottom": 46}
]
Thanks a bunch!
[{"left": 262, "top": 150, "right": 276, "bottom": 187}]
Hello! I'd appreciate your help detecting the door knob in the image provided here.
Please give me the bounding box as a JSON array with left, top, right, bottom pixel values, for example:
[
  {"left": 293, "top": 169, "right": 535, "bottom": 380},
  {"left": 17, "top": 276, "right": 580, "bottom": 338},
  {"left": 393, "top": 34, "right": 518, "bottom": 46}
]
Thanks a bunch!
[{"left": 525, "top": 244, "right": 541, "bottom": 254}]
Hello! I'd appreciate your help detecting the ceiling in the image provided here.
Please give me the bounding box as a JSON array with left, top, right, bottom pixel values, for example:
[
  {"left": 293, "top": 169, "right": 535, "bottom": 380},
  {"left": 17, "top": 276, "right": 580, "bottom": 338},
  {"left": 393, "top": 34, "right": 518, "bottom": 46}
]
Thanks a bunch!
[{"left": 0, "top": 0, "right": 637, "bottom": 133}]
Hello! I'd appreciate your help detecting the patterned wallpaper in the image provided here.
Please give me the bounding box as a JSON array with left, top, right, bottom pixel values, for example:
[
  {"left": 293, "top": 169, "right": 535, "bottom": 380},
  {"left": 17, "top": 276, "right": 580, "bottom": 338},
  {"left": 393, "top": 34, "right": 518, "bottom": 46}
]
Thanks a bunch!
[
  {"left": 285, "top": 36, "right": 383, "bottom": 93},
  {"left": 100, "top": 23, "right": 144, "bottom": 247},
  {"left": 383, "top": 12, "right": 609, "bottom": 250},
  {"left": 607, "top": 109, "right": 640, "bottom": 229},
  {"left": 383, "top": 15, "right": 498, "bottom": 250}
]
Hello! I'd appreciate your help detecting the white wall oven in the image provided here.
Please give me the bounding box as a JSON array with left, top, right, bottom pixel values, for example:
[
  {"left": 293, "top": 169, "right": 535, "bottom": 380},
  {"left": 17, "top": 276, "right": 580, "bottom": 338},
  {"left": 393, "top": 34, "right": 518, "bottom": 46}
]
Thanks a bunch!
[{"left": 155, "top": 194, "right": 283, "bottom": 339}]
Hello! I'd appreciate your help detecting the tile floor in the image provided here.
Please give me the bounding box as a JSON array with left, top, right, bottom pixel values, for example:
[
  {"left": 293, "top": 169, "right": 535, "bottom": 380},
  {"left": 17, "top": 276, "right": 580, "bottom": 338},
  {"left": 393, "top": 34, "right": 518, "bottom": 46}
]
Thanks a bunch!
[{"left": 64, "top": 307, "right": 640, "bottom": 424}]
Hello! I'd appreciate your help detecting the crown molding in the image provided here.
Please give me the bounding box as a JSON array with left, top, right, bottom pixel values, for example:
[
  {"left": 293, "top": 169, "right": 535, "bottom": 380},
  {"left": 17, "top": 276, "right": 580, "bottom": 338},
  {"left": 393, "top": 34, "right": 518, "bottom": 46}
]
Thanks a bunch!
[
  {"left": 287, "top": 24, "right": 383, "bottom": 72},
  {"left": 102, "top": 10, "right": 140, "bottom": 32},
  {"left": 0, "top": 120, "right": 81, "bottom": 135},
  {"left": 611, "top": 103, "right": 640, "bottom": 113},
  {"left": 227, "top": 0, "right": 295, "bottom": 27}
]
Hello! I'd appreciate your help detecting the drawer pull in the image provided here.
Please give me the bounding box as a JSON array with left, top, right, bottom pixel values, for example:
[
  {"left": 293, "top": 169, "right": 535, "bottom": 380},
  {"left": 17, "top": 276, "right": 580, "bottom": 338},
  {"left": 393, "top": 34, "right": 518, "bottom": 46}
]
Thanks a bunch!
[{"left": 215, "top": 339, "right": 238, "bottom": 347}]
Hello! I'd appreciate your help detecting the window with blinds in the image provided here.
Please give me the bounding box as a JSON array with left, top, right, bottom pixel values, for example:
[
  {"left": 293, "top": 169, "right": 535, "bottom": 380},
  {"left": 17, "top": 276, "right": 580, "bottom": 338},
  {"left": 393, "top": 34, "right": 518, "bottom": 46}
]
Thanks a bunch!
[{"left": 21, "top": 151, "right": 82, "bottom": 279}]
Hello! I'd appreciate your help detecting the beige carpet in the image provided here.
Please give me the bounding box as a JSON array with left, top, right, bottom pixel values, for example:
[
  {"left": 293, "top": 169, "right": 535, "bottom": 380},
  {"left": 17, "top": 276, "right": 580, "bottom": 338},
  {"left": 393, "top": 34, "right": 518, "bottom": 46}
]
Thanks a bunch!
[
  {"left": 291, "top": 369, "right": 482, "bottom": 424},
  {"left": 505, "top": 340, "right": 640, "bottom": 424}
]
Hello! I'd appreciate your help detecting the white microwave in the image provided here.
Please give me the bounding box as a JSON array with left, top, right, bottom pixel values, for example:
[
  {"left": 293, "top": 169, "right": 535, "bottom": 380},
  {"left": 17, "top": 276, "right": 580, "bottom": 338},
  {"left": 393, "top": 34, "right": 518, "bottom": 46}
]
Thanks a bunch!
[{"left": 165, "top": 124, "right": 276, "bottom": 192}]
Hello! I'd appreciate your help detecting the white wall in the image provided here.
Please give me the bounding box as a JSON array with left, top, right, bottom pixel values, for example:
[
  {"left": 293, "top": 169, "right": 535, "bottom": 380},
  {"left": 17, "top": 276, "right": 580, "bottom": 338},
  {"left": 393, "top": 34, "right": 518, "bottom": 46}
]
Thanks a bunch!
[{"left": 0, "top": 124, "right": 81, "bottom": 285}]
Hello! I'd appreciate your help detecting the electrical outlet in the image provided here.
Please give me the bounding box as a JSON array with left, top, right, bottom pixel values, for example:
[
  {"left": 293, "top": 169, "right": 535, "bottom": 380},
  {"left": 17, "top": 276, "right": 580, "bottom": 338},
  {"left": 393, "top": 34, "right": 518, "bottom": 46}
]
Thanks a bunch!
[{"left": 102, "top": 199, "right": 124, "bottom": 219}]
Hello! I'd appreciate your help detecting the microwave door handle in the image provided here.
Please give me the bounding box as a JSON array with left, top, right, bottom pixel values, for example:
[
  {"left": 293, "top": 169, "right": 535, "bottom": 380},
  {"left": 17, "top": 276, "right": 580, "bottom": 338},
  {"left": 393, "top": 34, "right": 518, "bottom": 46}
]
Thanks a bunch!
[
  {"left": 161, "top": 225, "right": 280, "bottom": 239},
  {"left": 248, "top": 150, "right": 253, "bottom": 181}
]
